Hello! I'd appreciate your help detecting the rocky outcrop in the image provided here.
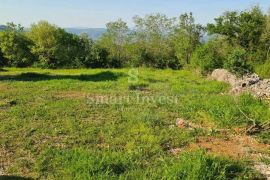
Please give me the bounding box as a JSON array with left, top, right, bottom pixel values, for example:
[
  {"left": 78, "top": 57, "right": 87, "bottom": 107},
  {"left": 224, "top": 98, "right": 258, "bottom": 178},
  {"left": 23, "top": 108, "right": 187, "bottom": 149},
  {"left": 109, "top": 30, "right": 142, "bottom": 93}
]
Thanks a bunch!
[
  {"left": 211, "top": 69, "right": 270, "bottom": 100},
  {"left": 210, "top": 69, "right": 238, "bottom": 86}
]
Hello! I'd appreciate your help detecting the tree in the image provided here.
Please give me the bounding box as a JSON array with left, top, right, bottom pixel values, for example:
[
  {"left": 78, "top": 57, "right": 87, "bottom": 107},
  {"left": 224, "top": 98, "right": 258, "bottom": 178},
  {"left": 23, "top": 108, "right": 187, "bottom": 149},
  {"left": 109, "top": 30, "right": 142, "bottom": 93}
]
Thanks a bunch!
[
  {"left": 132, "top": 13, "right": 179, "bottom": 69},
  {"left": 191, "top": 37, "right": 230, "bottom": 73},
  {"left": 173, "top": 12, "right": 204, "bottom": 65},
  {"left": 0, "top": 23, "right": 34, "bottom": 67},
  {"left": 225, "top": 48, "right": 252, "bottom": 76},
  {"left": 28, "top": 21, "right": 86, "bottom": 68},
  {"left": 0, "top": 49, "right": 7, "bottom": 67},
  {"left": 97, "top": 19, "right": 129, "bottom": 67},
  {"left": 75, "top": 33, "right": 109, "bottom": 68},
  {"left": 28, "top": 21, "right": 64, "bottom": 68},
  {"left": 262, "top": 8, "right": 270, "bottom": 60},
  {"left": 207, "top": 6, "right": 267, "bottom": 62}
]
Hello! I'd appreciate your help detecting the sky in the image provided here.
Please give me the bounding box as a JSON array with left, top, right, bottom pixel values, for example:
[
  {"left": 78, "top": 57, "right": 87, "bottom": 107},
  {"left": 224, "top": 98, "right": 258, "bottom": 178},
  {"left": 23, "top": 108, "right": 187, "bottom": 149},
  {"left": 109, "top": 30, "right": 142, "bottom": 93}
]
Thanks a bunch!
[{"left": 0, "top": 0, "right": 269, "bottom": 28}]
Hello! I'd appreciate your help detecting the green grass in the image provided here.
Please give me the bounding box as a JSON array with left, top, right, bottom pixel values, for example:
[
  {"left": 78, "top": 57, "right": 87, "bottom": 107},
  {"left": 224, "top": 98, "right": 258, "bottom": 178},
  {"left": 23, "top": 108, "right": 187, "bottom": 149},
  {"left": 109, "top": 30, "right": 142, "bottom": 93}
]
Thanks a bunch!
[
  {"left": 0, "top": 68, "right": 269, "bottom": 179},
  {"left": 255, "top": 61, "right": 270, "bottom": 78},
  {"left": 37, "top": 150, "right": 258, "bottom": 179}
]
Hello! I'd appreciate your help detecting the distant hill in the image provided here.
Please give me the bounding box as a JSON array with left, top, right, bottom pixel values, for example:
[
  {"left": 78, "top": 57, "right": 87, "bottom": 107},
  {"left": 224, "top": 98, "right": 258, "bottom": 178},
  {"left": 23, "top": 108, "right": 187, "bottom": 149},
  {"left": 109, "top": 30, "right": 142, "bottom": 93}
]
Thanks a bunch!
[
  {"left": 0, "top": 26, "right": 106, "bottom": 39},
  {"left": 65, "top": 28, "right": 106, "bottom": 40},
  {"left": 0, "top": 25, "right": 7, "bottom": 31}
]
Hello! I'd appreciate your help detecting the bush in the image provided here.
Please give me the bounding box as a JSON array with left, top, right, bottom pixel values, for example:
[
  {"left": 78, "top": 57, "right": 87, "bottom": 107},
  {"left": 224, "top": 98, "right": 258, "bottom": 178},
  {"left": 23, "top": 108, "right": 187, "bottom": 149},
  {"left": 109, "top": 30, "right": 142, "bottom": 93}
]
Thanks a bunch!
[
  {"left": 0, "top": 25, "right": 34, "bottom": 67},
  {"left": 82, "top": 45, "right": 110, "bottom": 68},
  {"left": 0, "top": 49, "right": 7, "bottom": 67},
  {"left": 191, "top": 40, "right": 224, "bottom": 73},
  {"left": 225, "top": 48, "right": 252, "bottom": 76},
  {"left": 28, "top": 21, "right": 94, "bottom": 68}
]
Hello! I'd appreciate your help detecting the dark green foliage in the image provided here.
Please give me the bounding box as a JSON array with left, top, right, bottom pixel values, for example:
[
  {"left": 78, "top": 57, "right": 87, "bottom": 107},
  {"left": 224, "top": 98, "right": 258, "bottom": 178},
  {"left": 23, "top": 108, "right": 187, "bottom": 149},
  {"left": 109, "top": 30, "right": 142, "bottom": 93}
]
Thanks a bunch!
[
  {"left": 28, "top": 21, "right": 85, "bottom": 68},
  {"left": 0, "top": 23, "right": 34, "bottom": 67},
  {"left": 0, "top": 6, "right": 270, "bottom": 75},
  {"left": 225, "top": 48, "right": 252, "bottom": 76},
  {"left": 207, "top": 7, "right": 266, "bottom": 51},
  {"left": 0, "top": 49, "right": 7, "bottom": 67},
  {"left": 207, "top": 6, "right": 269, "bottom": 71},
  {"left": 81, "top": 44, "right": 109, "bottom": 68},
  {"left": 191, "top": 40, "right": 224, "bottom": 73}
]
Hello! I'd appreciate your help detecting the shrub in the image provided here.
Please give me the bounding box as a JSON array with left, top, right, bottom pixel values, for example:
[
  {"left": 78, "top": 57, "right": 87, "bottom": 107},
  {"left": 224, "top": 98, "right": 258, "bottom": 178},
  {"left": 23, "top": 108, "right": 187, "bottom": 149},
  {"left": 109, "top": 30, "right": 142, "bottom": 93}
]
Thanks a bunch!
[
  {"left": 0, "top": 24, "right": 34, "bottom": 67},
  {"left": 28, "top": 21, "right": 94, "bottom": 68},
  {"left": 225, "top": 48, "right": 252, "bottom": 76},
  {"left": 191, "top": 40, "right": 224, "bottom": 73},
  {"left": 0, "top": 49, "right": 7, "bottom": 67}
]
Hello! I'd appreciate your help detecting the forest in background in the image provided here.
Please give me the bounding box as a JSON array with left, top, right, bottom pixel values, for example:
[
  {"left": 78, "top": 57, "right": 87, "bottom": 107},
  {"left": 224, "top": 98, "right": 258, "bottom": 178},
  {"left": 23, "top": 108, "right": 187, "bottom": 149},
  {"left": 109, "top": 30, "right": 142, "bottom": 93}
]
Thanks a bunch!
[{"left": 0, "top": 6, "right": 270, "bottom": 77}]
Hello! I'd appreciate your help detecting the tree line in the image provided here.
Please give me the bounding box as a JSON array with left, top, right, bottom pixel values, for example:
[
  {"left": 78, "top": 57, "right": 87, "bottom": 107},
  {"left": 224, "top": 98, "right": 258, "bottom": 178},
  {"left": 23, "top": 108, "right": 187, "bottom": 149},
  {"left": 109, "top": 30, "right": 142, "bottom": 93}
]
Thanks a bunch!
[{"left": 0, "top": 6, "right": 270, "bottom": 75}]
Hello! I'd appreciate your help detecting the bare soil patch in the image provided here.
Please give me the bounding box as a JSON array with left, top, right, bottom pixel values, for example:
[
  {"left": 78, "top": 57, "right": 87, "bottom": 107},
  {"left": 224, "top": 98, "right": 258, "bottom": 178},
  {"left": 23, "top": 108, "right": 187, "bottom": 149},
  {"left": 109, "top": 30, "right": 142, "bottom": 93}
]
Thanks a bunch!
[{"left": 187, "top": 135, "right": 269, "bottom": 159}]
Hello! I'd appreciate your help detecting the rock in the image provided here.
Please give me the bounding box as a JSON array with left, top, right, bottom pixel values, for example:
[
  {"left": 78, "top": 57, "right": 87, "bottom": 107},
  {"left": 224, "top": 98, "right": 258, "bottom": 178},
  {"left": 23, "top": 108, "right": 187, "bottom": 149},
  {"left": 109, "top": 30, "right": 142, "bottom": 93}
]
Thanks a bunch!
[
  {"left": 175, "top": 118, "right": 199, "bottom": 129},
  {"left": 238, "top": 73, "right": 260, "bottom": 88},
  {"left": 176, "top": 118, "right": 190, "bottom": 129},
  {"left": 254, "top": 163, "right": 270, "bottom": 180},
  {"left": 211, "top": 69, "right": 270, "bottom": 100},
  {"left": 211, "top": 69, "right": 238, "bottom": 86}
]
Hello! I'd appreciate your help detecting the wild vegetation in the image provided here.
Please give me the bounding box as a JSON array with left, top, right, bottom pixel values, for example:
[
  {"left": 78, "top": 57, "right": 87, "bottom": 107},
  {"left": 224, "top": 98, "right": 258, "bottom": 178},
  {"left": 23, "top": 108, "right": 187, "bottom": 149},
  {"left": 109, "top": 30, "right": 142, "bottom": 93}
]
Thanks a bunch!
[
  {"left": 0, "top": 6, "right": 270, "bottom": 77},
  {"left": 0, "top": 68, "right": 269, "bottom": 179},
  {"left": 1, "top": 5, "right": 270, "bottom": 179}
]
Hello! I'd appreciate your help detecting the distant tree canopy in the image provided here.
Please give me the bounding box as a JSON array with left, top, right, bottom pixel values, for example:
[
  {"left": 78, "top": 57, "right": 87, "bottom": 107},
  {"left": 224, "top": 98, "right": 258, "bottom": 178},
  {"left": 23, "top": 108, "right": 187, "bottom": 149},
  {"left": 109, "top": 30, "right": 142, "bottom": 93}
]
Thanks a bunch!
[{"left": 0, "top": 6, "right": 270, "bottom": 76}]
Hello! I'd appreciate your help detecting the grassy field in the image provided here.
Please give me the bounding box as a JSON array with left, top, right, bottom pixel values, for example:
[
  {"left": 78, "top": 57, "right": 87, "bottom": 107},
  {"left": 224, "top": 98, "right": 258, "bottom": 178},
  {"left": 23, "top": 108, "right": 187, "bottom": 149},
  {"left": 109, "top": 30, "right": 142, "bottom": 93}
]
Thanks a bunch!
[{"left": 0, "top": 68, "right": 269, "bottom": 179}]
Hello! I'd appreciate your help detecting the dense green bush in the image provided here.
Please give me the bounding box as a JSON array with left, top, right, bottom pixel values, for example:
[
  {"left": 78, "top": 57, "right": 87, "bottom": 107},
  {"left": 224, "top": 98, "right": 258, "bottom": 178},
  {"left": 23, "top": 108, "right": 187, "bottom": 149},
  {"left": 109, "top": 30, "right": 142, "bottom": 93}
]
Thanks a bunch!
[
  {"left": 191, "top": 41, "right": 223, "bottom": 73},
  {"left": 0, "top": 50, "right": 7, "bottom": 67},
  {"left": 80, "top": 44, "right": 110, "bottom": 68},
  {"left": 28, "top": 21, "right": 81, "bottom": 68},
  {"left": 225, "top": 48, "right": 252, "bottom": 76},
  {"left": 206, "top": 6, "right": 270, "bottom": 75},
  {"left": 0, "top": 23, "right": 34, "bottom": 67}
]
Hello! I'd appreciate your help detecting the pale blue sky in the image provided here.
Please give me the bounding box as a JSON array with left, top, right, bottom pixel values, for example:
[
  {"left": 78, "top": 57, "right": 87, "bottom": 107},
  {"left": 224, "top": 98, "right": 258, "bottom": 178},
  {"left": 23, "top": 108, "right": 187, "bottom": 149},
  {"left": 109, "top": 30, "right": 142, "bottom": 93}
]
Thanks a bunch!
[{"left": 0, "top": 0, "right": 269, "bottom": 28}]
